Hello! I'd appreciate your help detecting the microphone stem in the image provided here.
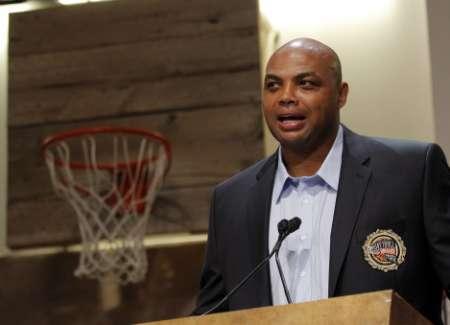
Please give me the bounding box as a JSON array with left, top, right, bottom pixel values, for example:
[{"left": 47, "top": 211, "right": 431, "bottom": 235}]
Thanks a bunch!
[
  {"left": 275, "top": 251, "right": 292, "bottom": 304},
  {"left": 201, "top": 253, "right": 274, "bottom": 316},
  {"left": 200, "top": 221, "right": 300, "bottom": 316}
]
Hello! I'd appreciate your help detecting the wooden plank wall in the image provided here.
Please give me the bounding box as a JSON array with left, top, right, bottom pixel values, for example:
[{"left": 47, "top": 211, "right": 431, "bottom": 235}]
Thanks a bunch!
[
  {"left": 7, "top": 0, "right": 263, "bottom": 247},
  {"left": 0, "top": 243, "right": 205, "bottom": 324}
]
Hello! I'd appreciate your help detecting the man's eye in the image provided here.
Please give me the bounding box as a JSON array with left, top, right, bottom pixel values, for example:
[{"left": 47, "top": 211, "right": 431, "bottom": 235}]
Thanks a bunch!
[
  {"left": 265, "top": 81, "right": 280, "bottom": 91},
  {"left": 299, "top": 80, "right": 316, "bottom": 88}
]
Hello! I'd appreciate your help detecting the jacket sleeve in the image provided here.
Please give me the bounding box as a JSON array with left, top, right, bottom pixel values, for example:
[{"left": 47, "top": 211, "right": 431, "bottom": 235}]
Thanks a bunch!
[
  {"left": 423, "top": 143, "right": 450, "bottom": 297},
  {"left": 191, "top": 188, "right": 228, "bottom": 315}
]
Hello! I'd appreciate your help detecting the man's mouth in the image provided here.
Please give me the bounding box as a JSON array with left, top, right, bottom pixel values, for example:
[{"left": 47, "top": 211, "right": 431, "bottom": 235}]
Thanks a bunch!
[
  {"left": 276, "top": 114, "right": 307, "bottom": 131},
  {"left": 277, "top": 114, "right": 306, "bottom": 122}
]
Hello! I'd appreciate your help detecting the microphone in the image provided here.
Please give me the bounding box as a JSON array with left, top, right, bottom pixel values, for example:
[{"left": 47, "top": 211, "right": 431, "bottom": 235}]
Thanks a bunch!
[
  {"left": 275, "top": 217, "right": 302, "bottom": 304},
  {"left": 288, "top": 217, "right": 301, "bottom": 233},
  {"left": 201, "top": 217, "right": 301, "bottom": 316}
]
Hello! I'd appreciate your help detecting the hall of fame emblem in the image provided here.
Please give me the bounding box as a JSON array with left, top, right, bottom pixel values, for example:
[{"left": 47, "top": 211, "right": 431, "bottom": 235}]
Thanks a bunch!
[{"left": 363, "top": 229, "right": 406, "bottom": 272}]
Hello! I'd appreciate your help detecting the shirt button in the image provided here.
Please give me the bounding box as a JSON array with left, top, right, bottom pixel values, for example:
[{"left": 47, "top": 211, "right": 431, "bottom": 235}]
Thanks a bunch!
[
  {"left": 302, "top": 198, "right": 310, "bottom": 204},
  {"left": 300, "top": 235, "right": 307, "bottom": 240},
  {"left": 300, "top": 271, "right": 306, "bottom": 277}
]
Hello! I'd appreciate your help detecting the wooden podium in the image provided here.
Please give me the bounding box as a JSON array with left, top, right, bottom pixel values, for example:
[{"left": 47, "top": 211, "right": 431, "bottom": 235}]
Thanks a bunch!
[{"left": 138, "top": 290, "right": 432, "bottom": 325}]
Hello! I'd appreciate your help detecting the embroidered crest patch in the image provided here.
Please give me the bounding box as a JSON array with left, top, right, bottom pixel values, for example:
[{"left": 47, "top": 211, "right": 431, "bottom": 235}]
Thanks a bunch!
[{"left": 363, "top": 229, "right": 406, "bottom": 272}]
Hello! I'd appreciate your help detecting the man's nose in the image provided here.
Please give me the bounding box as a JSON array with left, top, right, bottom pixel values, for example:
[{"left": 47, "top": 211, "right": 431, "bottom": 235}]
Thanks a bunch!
[{"left": 278, "top": 83, "right": 298, "bottom": 107}]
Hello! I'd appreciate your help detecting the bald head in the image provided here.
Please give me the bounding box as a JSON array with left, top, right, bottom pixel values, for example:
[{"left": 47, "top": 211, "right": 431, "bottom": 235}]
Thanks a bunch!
[
  {"left": 262, "top": 37, "right": 349, "bottom": 160},
  {"left": 269, "top": 38, "right": 342, "bottom": 86}
]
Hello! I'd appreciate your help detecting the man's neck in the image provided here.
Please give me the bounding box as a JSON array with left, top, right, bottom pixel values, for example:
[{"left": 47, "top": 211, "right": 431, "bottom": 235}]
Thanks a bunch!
[{"left": 281, "top": 127, "right": 339, "bottom": 178}]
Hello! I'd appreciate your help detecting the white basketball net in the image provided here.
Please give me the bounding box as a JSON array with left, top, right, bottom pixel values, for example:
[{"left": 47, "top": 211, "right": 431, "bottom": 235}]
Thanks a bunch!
[{"left": 43, "top": 130, "right": 169, "bottom": 284}]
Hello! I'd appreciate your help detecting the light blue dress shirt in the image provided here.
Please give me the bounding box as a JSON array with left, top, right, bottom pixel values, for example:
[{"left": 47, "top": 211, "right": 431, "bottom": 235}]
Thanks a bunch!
[{"left": 269, "top": 125, "right": 343, "bottom": 305}]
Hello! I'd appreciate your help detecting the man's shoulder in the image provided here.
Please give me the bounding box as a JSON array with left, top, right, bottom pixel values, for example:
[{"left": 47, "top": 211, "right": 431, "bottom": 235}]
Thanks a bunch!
[
  {"left": 345, "top": 127, "right": 432, "bottom": 158},
  {"left": 370, "top": 135, "right": 430, "bottom": 153},
  {"left": 344, "top": 128, "right": 450, "bottom": 176}
]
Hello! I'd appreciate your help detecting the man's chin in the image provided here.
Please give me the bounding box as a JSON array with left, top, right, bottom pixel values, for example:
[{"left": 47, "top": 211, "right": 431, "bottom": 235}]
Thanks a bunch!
[
  {"left": 274, "top": 128, "right": 309, "bottom": 144},
  {"left": 278, "top": 137, "right": 312, "bottom": 153}
]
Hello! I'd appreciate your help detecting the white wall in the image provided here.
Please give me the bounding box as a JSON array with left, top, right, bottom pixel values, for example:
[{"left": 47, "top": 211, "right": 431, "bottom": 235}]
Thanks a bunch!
[{"left": 260, "top": 0, "right": 438, "bottom": 155}]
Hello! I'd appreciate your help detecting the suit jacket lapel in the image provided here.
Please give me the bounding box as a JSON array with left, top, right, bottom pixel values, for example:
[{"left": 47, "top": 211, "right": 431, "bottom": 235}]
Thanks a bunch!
[
  {"left": 329, "top": 129, "right": 372, "bottom": 297},
  {"left": 245, "top": 153, "right": 277, "bottom": 306}
]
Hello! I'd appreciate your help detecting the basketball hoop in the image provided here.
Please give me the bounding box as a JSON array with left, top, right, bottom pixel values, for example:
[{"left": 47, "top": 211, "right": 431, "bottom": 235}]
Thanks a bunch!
[{"left": 42, "top": 126, "right": 171, "bottom": 284}]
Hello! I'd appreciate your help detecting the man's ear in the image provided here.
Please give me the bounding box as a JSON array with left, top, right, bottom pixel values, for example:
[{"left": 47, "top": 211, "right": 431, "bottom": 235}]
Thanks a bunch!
[{"left": 337, "top": 82, "right": 349, "bottom": 109}]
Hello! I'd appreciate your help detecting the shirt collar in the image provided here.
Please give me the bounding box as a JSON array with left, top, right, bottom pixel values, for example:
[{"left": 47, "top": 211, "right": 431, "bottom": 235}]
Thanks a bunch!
[{"left": 273, "top": 125, "right": 344, "bottom": 202}]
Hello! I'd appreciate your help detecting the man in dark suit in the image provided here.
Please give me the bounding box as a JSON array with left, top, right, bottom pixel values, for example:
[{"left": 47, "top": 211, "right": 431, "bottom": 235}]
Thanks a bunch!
[{"left": 193, "top": 38, "right": 450, "bottom": 324}]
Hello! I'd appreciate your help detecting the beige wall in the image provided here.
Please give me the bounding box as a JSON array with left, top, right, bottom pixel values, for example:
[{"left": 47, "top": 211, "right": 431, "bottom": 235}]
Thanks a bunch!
[
  {"left": 0, "top": 12, "right": 8, "bottom": 255},
  {"left": 260, "top": 0, "right": 441, "bottom": 155},
  {"left": 427, "top": 0, "right": 450, "bottom": 158}
]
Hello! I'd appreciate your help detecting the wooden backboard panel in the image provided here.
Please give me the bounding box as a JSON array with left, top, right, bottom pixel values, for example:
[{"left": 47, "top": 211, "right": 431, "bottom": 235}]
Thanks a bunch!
[{"left": 8, "top": 0, "right": 262, "bottom": 247}]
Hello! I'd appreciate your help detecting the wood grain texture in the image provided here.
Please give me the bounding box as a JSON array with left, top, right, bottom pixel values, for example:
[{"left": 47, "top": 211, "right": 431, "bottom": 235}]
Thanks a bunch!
[
  {"left": 8, "top": 105, "right": 262, "bottom": 247},
  {"left": 9, "top": 105, "right": 262, "bottom": 199},
  {"left": 11, "top": 69, "right": 260, "bottom": 127},
  {"left": 8, "top": 0, "right": 263, "bottom": 247},
  {"left": 8, "top": 185, "right": 213, "bottom": 247},
  {"left": 141, "top": 290, "right": 432, "bottom": 325},
  {"left": 0, "top": 243, "right": 205, "bottom": 325},
  {"left": 9, "top": 0, "right": 260, "bottom": 127},
  {"left": 10, "top": 35, "right": 259, "bottom": 126},
  {"left": 390, "top": 292, "right": 433, "bottom": 325},
  {"left": 10, "top": 0, "right": 256, "bottom": 56}
]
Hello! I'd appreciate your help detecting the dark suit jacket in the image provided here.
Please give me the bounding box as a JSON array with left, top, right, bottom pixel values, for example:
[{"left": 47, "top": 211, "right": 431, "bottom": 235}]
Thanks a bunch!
[{"left": 193, "top": 127, "right": 450, "bottom": 324}]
